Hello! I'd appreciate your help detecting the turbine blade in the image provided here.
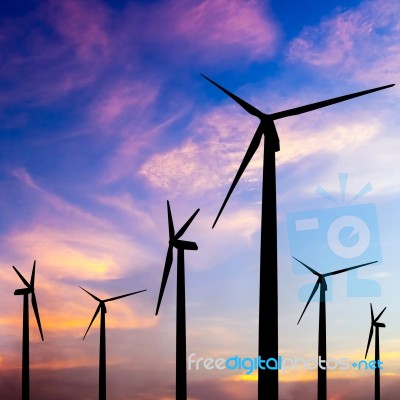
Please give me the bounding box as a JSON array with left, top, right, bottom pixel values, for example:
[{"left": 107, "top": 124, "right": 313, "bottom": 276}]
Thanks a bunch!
[
  {"left": 30, "top": 260, "right": 36, "bottom": 288},
  {"left": 167, "top": 200, "right": 175, "bottom": 239},
  {"left": 375, "top": 306, "right": 386, "bottom": 322},
  {"left": 212, "top": 126, "right": 263, "bottom": 228},
  {"left": 105, "top": 289, "right": 147, "bottom": 303},
  {"left": 155, "top": 245, "right": 173, "bottom": 315},
  {"left": 13, "top": 266, "right": 30, "bottom": 288},
  {"left": 270, "top": 84, "right": 395, "bottom": 120},
  {"left": 324, "top": 261, "right": 377, "bottom": 276},
  {"left": 370, "top": 303, "right": 374, "bottom": 322},
  {"left": 297, "top": 279, "right": 321, "bottom": 325},
  {"left": 201, "top": 74, "right": 265, "bottom": 119},
  {"left": 175, "top": 208, "right": 200, "bottom": 239},
  {"left": 31, "top": 293, "right": 44, "bottom": 341},
  {"left": 83, "top": 304, "right": 101, "bottom": 340},
  {"left": 292, "top": 257, "right": 320, "bottom": 276},
  {"left": 365, "top": 325, "right": 374, "bottom": 359},
  {"left": 79, "top": 286, "right": 101, "bottom": 302}
]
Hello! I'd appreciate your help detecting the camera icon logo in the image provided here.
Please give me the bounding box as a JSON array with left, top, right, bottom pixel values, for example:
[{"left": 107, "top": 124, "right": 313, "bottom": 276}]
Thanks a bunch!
[{"left": 287, "top": 173, "right": 382, "bottom": 300}]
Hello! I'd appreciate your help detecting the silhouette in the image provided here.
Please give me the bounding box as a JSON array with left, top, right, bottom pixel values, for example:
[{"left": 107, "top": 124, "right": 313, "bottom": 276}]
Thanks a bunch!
[
  {"left": 365, "top": 303, "right": 386, "bottom": 400},
  {"left": 155, "top": 200, "right": 200, "bottom": 400},
  {"left": 80, "top": 286, "right": 146, "bottom": 400},
  {"left": 202, "top": 73, "right": 394, "bottom": 399},
  {"left": 13, "top": 260, "right": 44, "bottom": 400},
  {"left": 294, "top": 257, "right": 377, "bottom": 400}
]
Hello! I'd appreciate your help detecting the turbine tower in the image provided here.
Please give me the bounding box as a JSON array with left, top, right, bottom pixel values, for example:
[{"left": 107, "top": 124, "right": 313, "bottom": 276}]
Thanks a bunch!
[
  {"left": 202, "top": 73, "right": 393, "bottom": 399},
  {"left": 365, "top": 303, "right": 386, "bottom": 400},
  {"left": 294, "top": 257, "right": 377, "bottom": 400},
  {"left": 13, "top": 260, "right": 44, "bottom": 400},
  {"left": 80, "top": 286, "right": 146, "bottom": 400},
  {"left": 155, "top": 200, "right": 200, "bottom": 400}
]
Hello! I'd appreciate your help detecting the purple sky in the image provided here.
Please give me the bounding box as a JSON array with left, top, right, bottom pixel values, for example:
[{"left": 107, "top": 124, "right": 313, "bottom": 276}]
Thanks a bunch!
[{"left": 1, "top": 0, "right": 400, "bottom": 399}]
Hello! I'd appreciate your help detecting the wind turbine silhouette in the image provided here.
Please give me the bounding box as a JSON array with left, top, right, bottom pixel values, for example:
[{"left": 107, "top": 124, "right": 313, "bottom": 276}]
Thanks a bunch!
[
  {"left": 13, "top": 260, "right": 44, "bottom": 400},
  {"left": 365, "top": 303, "right": 386, "bottom": 400},
  {"left": 202, "top": 73, "right": 394, "bottom": 399},
  {"left": 80, "top": 286, "right": 146, "bottom": 400},
  {"left": 155, "top": 200, "right": 200, "bottom": 400},
  {"left": 294, "top": 257, "right": 377, "bottom": 400}
]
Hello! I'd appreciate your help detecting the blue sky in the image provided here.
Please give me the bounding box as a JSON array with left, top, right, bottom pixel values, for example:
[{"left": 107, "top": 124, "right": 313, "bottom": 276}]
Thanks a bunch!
[{"left": 0, "top": 0, "right": 399, "bottom": 399}]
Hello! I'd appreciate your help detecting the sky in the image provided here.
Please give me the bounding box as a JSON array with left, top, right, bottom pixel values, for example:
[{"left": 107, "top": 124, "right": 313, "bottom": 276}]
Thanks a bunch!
[{"left": 0, "top": 0, "right": 399, "bottom": 399}]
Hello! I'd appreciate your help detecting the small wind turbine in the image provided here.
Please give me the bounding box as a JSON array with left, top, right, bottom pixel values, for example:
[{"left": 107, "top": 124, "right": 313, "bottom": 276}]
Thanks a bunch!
[
  {"left": 155, "top": 200, "right": 200, "bottom": 400},
  {"left": 202, "top": 73, "right": 394, "bottom": 399},
  {"left": 294, "top": 257, "right": 377, "bottom": 400},
  {"left": 365, "top": 303, "right": 386, "bottom": 400},
  {"left": 13, "top": 260, "right": 44, "bottom": 400},
  {"left": 80, "top": 286, "right": 146, "bottom": 400}
]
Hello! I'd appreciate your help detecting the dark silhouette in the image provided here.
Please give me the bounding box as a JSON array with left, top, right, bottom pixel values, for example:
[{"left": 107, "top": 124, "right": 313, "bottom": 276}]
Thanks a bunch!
[
  {"left": 365, "top": 303, "right": 386, "bottom": 400},
  {"left": 294, "top": 257, "right": 377, "bottom": 400},
  {"left": 13, "top": 260, "right": 44, "bottom": 400},
  {"left": 80, "top": 286, "right": 146, "bottom": 400},
  {"left": 155, "top": 200, "right": 200, "bottom": 400},
  {"left": 202, "top": 73, "right": 394, "bottom": 399}
]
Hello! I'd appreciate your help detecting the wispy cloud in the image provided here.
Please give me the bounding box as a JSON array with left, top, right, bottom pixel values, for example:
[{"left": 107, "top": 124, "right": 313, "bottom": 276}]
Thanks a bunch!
[
  {"left": 12, "top": 167, "right": 105, "bottom": 226},
  {"left": 102, "top": 111, "right": 184, "bottom": 183},
  {"left": 166, "top": 0, "right": 278, "bottom": 62},
  {"left": 46, "top": 0, "right": 111, "bottom": 62},
  {"left": 138, "top": 106, "right": 262, "bottom": 196},
  {"left": 287, "top": 0, "right": 400, "bottom": 85},
  {"left": 90, "top": 79, "right": 159, "bottom": 127},
  {"left": 139, "top": 91, "right": 386, "bottom": 198}
]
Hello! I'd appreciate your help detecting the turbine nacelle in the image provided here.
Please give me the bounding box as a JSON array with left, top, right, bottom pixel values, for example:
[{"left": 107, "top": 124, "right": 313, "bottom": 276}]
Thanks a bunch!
[
  {"left": 170, "top": 239, "right": 198, "bottom": 251},
  {"left": 14, "top": 288, "right": 32, "bottom": 295}
]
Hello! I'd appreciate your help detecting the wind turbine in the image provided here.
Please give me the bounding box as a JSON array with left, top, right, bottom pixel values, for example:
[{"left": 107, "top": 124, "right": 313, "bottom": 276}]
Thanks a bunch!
[
  {"left": 365, "top": 303, "right": 386, "bottom": 400},
  {"left": 294, "top": 257, "right": 377, "bottom": 400},
  {"left": 202, "top": 73, "right": 394, "bottom": 399},
  {"left": 155, "top": 200, "right": 200, "bottom": 400},
  {"left": 80, "top": 286, "right": 146, "bottom": 400},
  {"left": 13, "top": 260, "right": 44, "bottom": 400}
]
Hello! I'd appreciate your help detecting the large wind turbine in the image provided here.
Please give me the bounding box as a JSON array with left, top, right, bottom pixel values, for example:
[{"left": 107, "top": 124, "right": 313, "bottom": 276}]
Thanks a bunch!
[
  {"left": 202, "top": 73, "right": 394, "bottom": 399},
  {"left": 365, "top": 303, "right": 386, "bottom": 400},
  {"left": 294, "top": 257, "right": 377, "bottom": 400},
  {"left": 13, "top": 260, "right": 44, "bottom": 400},
  {"left": 80, "top": 286, "right": 146, "bottom": 400},
  {"left": 155, "top": 200, "right": 200, "bottom": 400}
]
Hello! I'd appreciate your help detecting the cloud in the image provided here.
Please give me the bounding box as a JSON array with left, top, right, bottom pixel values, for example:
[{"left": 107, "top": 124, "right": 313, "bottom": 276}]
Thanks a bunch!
[
  {"left": 287, "top": 0, "right": 400, "bottom": 85},
  {"left": 139, "top": 92, "right": 386, "bottom": 198},
  {"left": 0, "top": 0, "right": 279, "bottom": 111},
  {"left": 90, "top": 79, "right": 159, "bottom": 127},
  {"left": 46, "top": 0, "right": 110, "bottom": 62},
  {"left": 102, "top": 111, "right": 184, "bottom": 183},
  {"left": 0, "top": 1, "right": 110, "bottom": 107},
  {"left": 3, "top": 222, "right": 155, "bottom": 281},
  {"left": 3, "top": 168, "right": 158, "bottom": 282},
  {"left": 166, "top": 0, "right": 278, "bottom": 62},
  {"left": 138, "top": 106, "right": 263, "bottom": 196},
  {"left": 12, "top": 167, "right": 105, "bottom": 226}
]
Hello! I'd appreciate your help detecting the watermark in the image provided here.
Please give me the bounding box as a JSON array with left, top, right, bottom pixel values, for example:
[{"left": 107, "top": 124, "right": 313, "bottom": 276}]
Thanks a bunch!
[
  {"left": 286, "top": 173, "right": 382, "bottom": 299},
  {"left": 188, "top": 353, "right": 383, "bottom": 375}
]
